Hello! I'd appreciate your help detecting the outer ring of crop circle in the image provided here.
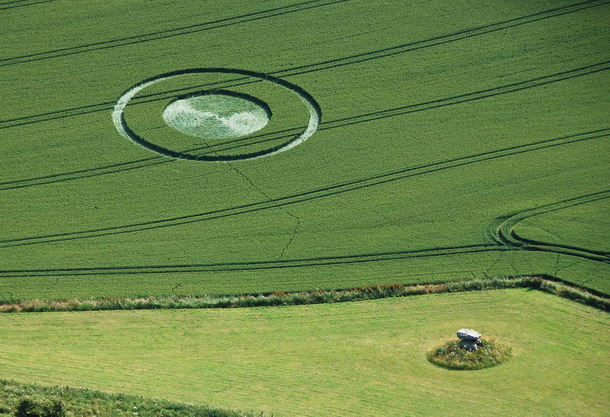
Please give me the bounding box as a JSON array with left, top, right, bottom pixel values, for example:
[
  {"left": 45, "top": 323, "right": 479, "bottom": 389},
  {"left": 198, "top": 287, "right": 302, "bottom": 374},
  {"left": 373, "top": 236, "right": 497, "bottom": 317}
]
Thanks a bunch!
[{"left": 112, "top": 68, "right": 322, "bottom": 161}]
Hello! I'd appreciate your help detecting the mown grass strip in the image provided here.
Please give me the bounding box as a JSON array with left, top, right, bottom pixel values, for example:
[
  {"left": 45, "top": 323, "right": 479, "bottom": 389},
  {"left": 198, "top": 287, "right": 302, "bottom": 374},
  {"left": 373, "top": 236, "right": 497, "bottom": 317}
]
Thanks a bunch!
[{"left": 2, "top": 276, "right": 607, "bottom": 313}]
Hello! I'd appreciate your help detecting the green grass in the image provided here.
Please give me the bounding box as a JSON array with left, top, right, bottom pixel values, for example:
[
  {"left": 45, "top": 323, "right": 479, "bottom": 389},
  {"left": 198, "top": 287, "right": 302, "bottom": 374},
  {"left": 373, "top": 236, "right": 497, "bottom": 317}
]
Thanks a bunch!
[
  {"left": 0, "top": 379, "right": 256, "bottom": 417},
  {"left": 1, "top": 0, "right": 609, "bottom": 300},
  {"left": 0, "top": 289, "right": 608, "bottom": 417}
]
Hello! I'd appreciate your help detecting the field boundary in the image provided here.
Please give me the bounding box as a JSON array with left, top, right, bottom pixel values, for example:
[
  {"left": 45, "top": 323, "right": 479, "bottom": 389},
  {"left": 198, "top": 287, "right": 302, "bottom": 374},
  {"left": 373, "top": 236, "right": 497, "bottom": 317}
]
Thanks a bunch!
[{"left": 1, "top": 275, "right": 608, "bottom": 313}]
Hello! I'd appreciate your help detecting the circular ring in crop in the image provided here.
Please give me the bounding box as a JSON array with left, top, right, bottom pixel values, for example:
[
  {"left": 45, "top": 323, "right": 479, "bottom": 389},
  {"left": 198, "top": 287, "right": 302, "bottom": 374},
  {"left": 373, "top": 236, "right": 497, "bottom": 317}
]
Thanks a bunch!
[{"left": 112, "top": 68, "right": 321, "bottom": 161}]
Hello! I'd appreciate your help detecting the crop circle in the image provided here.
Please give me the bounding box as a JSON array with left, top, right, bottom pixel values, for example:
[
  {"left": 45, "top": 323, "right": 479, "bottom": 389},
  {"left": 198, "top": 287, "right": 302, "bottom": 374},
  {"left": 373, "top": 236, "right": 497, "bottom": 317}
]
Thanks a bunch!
[
  {"left": 427, "top": 338, "right": 513, "bottom": 370},
  {"left": 112, "top": 68, "right": 321, "bottom": 161}
]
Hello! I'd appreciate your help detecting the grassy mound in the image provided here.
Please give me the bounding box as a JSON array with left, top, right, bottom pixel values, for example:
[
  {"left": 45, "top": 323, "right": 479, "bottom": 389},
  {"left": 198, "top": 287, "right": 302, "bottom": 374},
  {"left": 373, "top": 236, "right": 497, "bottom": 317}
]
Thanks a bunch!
[{"left": 428, "top": 338, "right": 512, "bottom": 370}]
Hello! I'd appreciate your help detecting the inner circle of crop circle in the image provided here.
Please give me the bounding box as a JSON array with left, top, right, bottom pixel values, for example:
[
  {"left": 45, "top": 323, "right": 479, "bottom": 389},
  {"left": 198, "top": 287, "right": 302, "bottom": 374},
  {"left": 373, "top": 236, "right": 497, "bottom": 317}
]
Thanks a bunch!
[
  {"left": 162, "top": 92, "right": 271, "bottom": 140},
  {"left": 112, "top": 68, "right": 321, "bottom": 162}
]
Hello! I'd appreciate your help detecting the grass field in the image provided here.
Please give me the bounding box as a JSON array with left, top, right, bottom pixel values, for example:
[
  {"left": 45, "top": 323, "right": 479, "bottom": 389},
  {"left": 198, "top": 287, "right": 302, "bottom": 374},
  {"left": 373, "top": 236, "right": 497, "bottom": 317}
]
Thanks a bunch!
[
  {"left": 1, "top": 0, "right": 609, "bottom": 415},
  {"left": 0, "top": 290, "right": 609, "bottom": 417}
]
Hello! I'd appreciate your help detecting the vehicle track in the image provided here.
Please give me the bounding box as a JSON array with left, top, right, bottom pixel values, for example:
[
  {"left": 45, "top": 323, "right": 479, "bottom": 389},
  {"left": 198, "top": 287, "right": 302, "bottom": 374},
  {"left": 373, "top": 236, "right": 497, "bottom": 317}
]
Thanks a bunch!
[
  {"left": 0, "top": 0, "right": 349, "bottom": 66},
  {"left": 125, "top": 60, "right": 610, "bottom": 158},
  {"left": 0, "top": 244, "right": 499, "bottom": 278},
  {"left": 1, "top": 0, "right": 606, "bottom": 130},
  {"left": 1, "top": 128, "right": 607, "bottom": 248},
  {"left": 0, "top": 0, "right": 53, "bottom": 10},
  {"left": 2, "top": 62, "right": 608, "bottom": 190},
  {"left": 487, "top": 191, "right": 610, "bottom": 263},
  {"left": 0, "top": 127, "right": 304, "bottom": 190}
]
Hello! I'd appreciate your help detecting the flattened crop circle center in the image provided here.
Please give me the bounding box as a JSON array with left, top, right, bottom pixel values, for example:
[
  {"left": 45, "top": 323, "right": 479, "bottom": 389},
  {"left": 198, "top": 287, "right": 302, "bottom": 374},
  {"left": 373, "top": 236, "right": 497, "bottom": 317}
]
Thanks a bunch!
[{"left": 162, "top": 93, "right": 271, "bottom": 140}]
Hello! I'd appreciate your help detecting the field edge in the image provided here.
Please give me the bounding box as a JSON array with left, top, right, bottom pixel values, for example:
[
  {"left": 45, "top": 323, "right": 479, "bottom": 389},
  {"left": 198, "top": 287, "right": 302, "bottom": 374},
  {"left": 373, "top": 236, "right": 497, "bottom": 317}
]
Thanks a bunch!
[{"left": 2, "top": 275, "right": 608, "bottom": 313}]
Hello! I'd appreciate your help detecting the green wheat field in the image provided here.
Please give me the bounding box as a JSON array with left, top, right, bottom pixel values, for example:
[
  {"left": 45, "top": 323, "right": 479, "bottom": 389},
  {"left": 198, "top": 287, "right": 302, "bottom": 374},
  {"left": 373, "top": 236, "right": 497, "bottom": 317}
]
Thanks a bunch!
[{"left": 1, "top": 0, "right": 609, "bottom": 416}]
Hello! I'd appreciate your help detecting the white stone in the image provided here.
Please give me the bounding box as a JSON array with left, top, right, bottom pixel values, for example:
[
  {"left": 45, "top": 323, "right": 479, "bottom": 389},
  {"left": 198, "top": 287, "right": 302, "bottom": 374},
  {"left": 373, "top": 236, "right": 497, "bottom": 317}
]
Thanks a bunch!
[{"left": 457, "top": 328, "right": 481, "bottom": 341}]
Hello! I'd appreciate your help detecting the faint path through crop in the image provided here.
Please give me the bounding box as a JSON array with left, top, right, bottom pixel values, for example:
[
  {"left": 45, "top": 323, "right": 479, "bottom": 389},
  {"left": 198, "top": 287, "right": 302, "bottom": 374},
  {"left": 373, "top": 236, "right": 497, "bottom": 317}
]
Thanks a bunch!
[{"left": 0, "top": 0, "right": 350, "bottom": 66}]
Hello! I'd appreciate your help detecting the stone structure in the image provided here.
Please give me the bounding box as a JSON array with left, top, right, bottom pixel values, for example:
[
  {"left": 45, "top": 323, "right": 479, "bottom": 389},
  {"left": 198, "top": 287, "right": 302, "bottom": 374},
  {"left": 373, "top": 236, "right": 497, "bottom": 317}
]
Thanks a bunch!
[{"left": 457, "top": 328, "right": 483, "bottom": 351}]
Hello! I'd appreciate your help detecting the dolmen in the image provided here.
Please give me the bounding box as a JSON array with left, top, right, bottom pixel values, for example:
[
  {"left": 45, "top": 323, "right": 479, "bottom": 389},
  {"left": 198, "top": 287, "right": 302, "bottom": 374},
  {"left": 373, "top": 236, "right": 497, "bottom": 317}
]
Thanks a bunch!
[{"left": 457, "top": 328, "right": 483, "bottom": 351}]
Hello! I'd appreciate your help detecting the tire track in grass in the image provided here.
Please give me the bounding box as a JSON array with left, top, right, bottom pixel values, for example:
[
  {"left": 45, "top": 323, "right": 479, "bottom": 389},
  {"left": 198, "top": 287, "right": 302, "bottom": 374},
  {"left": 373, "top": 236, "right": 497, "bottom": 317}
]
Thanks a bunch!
[
  {"left": 1, "top": 129, "right": 608, "bottom": 248},
  {"left": 0, "top": 127, "right": 304, "bottom": 190},
  {"left": 120, "top": 59, "right": 610, "bottom": 156},
  {"left": 488, "top": 191, "right": 610, "bottom": 262},
  {"left": 275, "top": 0, "right": 610, "bottom": 78},
  {"left": 2, "top": 61, "right": 609, "bottom": 190},
  {"left": 0, "top": 245, "right": 499, "bottom": 278},
  {"left": 318, "top": 61, "right": 610, "bottom": 130},
  {"left": 1, "top": 0, "right": 606, "bottom": 129},
  {"left": 0, "top": 0, "right": 350, "bottom": 66},
  {"left": 0, "top": 0, "right": 48, "bottom": 4},
  {"left": 172, "top": 61, "right": 610, "bottom": 153},
  {"left": 0, "top": 0, "right": 54, "bottom": 10}
]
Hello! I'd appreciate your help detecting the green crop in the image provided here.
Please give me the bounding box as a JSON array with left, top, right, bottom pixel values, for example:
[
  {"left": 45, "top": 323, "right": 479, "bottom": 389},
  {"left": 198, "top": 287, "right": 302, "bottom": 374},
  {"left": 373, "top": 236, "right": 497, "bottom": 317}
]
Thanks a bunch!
[{"left": 0, "top": 1, "right": 608, "bottom": 415}]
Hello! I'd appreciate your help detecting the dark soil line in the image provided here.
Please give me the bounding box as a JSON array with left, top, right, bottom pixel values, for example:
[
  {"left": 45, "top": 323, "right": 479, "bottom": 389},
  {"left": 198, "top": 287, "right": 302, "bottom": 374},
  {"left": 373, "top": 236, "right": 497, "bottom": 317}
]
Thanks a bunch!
[
  {"left": 277, "top": 0, "right": 610, "bottom": 79},
  {"left": 0, "top": 127, "right": 303, "bottom": 189},
  {"left": 489, "top": 191, "right": 610, "bottom": 263},
  {"left": 319, "top": 61, "right": 610, "bottom": 130}
]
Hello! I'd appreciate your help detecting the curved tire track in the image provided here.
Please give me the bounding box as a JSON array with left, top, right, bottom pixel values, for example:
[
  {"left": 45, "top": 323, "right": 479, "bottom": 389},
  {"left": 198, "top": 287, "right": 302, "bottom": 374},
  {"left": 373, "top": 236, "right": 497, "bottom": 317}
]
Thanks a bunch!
[{"left": 487, "top": 191, "right": 610, "bottom": 263}]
